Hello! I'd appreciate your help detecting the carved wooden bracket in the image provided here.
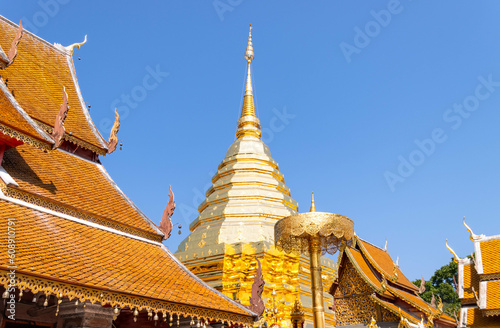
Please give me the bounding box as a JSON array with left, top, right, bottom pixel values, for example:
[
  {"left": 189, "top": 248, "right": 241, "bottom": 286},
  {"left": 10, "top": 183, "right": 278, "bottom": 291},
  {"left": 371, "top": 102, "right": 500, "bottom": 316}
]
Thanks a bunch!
[
  {"left": 51, "top": 87, "right": 70, "bottom": 150},
  {"left": 159, "top": 185, "right": 175, "bottom": 240},
  {"left": 0, "top": 20, "right": 23, "bottom": 69},
  {"left": 248, "top": 257, "right": 265, "bottom": 317},
  {"left": 107, "top": 108, "right": 120, "bottom": 154}
]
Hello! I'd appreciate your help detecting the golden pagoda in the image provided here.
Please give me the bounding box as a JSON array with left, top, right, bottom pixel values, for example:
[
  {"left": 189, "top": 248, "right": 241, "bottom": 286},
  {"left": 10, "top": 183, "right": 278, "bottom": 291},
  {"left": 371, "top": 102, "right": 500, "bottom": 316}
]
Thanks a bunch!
[{"left": 174, "top": 26, "right": 337, "bottom": 328}]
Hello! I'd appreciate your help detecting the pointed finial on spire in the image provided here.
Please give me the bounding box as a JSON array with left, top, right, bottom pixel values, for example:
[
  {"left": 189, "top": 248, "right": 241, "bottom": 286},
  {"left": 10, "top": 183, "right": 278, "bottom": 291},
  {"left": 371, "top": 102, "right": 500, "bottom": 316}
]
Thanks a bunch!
[
  {"left": 310, "top": 192, "right": 316, "bottom": 212},
  {"left": 236, "top": 25, "right": 261, "bottom": 140},
  {"left": 245, "top": 24, "right": 254, "bottom": 64}
]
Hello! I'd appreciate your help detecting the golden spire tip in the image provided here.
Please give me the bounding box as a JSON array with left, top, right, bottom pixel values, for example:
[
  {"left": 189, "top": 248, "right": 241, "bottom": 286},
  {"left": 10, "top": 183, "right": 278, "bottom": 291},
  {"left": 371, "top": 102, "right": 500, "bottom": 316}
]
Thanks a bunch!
[
  {"left": 245, "top": 24, "right": 254, "bottom": 64},
  {"left": 310, "top": 192, "right": 316, "bottom": 212},
  {"left": 236, "top": 24, "right": 261, "bottom": 140}
]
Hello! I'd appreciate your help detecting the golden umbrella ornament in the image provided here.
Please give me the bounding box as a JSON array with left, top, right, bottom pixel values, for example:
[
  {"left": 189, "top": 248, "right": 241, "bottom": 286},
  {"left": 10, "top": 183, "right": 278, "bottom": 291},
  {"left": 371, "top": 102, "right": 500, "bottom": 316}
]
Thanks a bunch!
[{"left": 274, "top": 194, "right": 354, "bottom": 328}]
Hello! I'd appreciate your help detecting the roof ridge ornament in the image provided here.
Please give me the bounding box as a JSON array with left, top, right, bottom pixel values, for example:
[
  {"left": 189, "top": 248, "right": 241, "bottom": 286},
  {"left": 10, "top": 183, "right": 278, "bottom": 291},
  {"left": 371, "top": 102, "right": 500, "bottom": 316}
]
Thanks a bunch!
[
  {"left": 0, "top": 20, "right": 23, "bottom": 69},
  {"left": 54, "top": 35, "right": 87, "bottom": 56},
  {"left": 463, "top": 217, "right": 484, "bottom": 241},
  {"left": 392, "top": 256, "right": 399, "bottom": 282},
  {"left": 159, "top": 185, "right": 176, "bottom": 240},
  {"left": 445, "top": 239, "right": 461, "bottom": 263},
  {"left": 52, "top": 87, "right": 70, "bottom": 150},
  {"left": 418, "top": 275, "right": 426, "bottom": 294},
  {"left": 107, "top": 108, "right": 120, "bottom": 154}
]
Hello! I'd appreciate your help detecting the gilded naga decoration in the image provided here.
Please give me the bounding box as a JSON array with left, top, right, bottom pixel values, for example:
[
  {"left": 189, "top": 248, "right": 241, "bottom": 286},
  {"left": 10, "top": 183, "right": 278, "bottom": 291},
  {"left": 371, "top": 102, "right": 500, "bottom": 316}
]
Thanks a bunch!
[{"left": 275, "top": 193, "right": 354, "bottom": 328}]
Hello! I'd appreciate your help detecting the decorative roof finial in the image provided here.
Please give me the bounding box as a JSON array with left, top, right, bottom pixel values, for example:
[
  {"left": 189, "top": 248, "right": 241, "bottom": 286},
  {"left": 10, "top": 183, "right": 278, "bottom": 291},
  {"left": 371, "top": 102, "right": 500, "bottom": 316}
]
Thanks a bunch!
[
  {"left": 392, "top": 257, "right": 399, "bottom": 281},
  {"left": 445, "top": 239, "right": 461, "bottom": 263},
  {"left": 418, "top": 276, "right": 426, "bottom": 294},
  {"left": 236, "top": 24, "right": 261, "bottom": 140},
  {"left": 310, "top": 192, "right": 316, "bottom": 212},
  {"left": 55, "top": 35, "right": 87, "bottom": 56},
  {"left": 463, "top": 217, "right": 483, "bottom": 241},
  {"left": 384, "top": 239, "right": 388, "bottom": 251}
]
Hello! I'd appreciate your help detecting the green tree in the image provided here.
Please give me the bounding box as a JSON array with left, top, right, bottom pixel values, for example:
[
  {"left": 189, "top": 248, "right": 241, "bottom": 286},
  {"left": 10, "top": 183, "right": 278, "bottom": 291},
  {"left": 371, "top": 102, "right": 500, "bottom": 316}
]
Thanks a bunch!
[{"left": 412, "top": 258, "right": 460, "bottom": 318}]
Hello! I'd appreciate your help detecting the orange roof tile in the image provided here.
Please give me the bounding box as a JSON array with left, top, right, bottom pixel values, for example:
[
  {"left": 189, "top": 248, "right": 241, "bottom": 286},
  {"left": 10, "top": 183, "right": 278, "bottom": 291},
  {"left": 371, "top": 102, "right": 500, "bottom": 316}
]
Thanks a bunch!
[
  {"left": 333, "top": 239, "right": 455, "bottom": 327},
  {"left": 463, "top": 263, "right": 480, "bottom": 301},
  {"left": 370, "top": 296, "right": 420, "bottom": 324},
  {"left": 0, "top": 199, "right": 252, "bottom": 317},
  {"left": 486, "top": 280, "right": 500, "bottom": 310},
  {"left": 2, "top": 144, "right": 159, "bottom": 236},
  {"left": 345, "top": 247, "right": 390, "bottom": 296},
  {"left": 0, "top": 17, "right": 107, "bottom": 151},
  {"left": 357, "top": 238, "right": 418, "bottom": 292},
  {"left": 480, "top": 239, "right": 500, "bottom": 275},
  {"left": 466, "top": 307, "right": 500, "bottom": 327},
  {"left": 387, "top": 286, "right": 443, "bottom": 318}
]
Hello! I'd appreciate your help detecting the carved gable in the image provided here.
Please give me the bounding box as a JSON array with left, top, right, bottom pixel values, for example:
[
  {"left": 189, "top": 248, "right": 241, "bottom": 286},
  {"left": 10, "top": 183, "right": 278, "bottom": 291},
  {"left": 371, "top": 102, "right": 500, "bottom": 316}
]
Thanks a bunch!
[{"left": 334, "top": 261, "right": 376, "bottom": 326}]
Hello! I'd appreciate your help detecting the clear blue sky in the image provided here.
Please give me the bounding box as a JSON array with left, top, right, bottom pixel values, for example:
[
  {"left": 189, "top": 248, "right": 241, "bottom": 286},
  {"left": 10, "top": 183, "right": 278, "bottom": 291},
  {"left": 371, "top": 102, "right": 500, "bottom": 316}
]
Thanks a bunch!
[{"left": 3, "top": 1, "right": 500, "bottom": 281}]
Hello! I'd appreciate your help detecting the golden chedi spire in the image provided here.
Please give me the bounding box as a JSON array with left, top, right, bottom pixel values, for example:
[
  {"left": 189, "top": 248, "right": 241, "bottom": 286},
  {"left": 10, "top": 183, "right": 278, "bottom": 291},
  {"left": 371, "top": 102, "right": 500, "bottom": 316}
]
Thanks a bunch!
[
  {"left": 175, "top": 26, "right": 337, "bottom": 328},
  {"left": 236, "top": 24, "right": 261, "bottom": 140}
]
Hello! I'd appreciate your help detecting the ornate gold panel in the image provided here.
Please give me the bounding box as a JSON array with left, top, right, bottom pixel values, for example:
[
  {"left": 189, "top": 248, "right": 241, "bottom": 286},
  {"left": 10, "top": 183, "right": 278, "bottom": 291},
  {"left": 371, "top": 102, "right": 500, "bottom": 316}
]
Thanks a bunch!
[{"left": 334, "top": 262, "right": 377, "bottom": 326}]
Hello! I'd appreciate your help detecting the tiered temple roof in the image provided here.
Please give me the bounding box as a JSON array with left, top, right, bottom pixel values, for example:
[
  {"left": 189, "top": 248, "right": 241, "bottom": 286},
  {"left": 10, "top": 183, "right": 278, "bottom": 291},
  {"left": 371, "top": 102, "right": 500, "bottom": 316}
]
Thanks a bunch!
[
  {"left": 331, "top": 235, "right": 455, "bottom": 328},
  {"left": 0, "top": 15, "right": 255, "bottom": 327},
  {"left": 450, "top": 220, "right": 500, "bottom": 327}
]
